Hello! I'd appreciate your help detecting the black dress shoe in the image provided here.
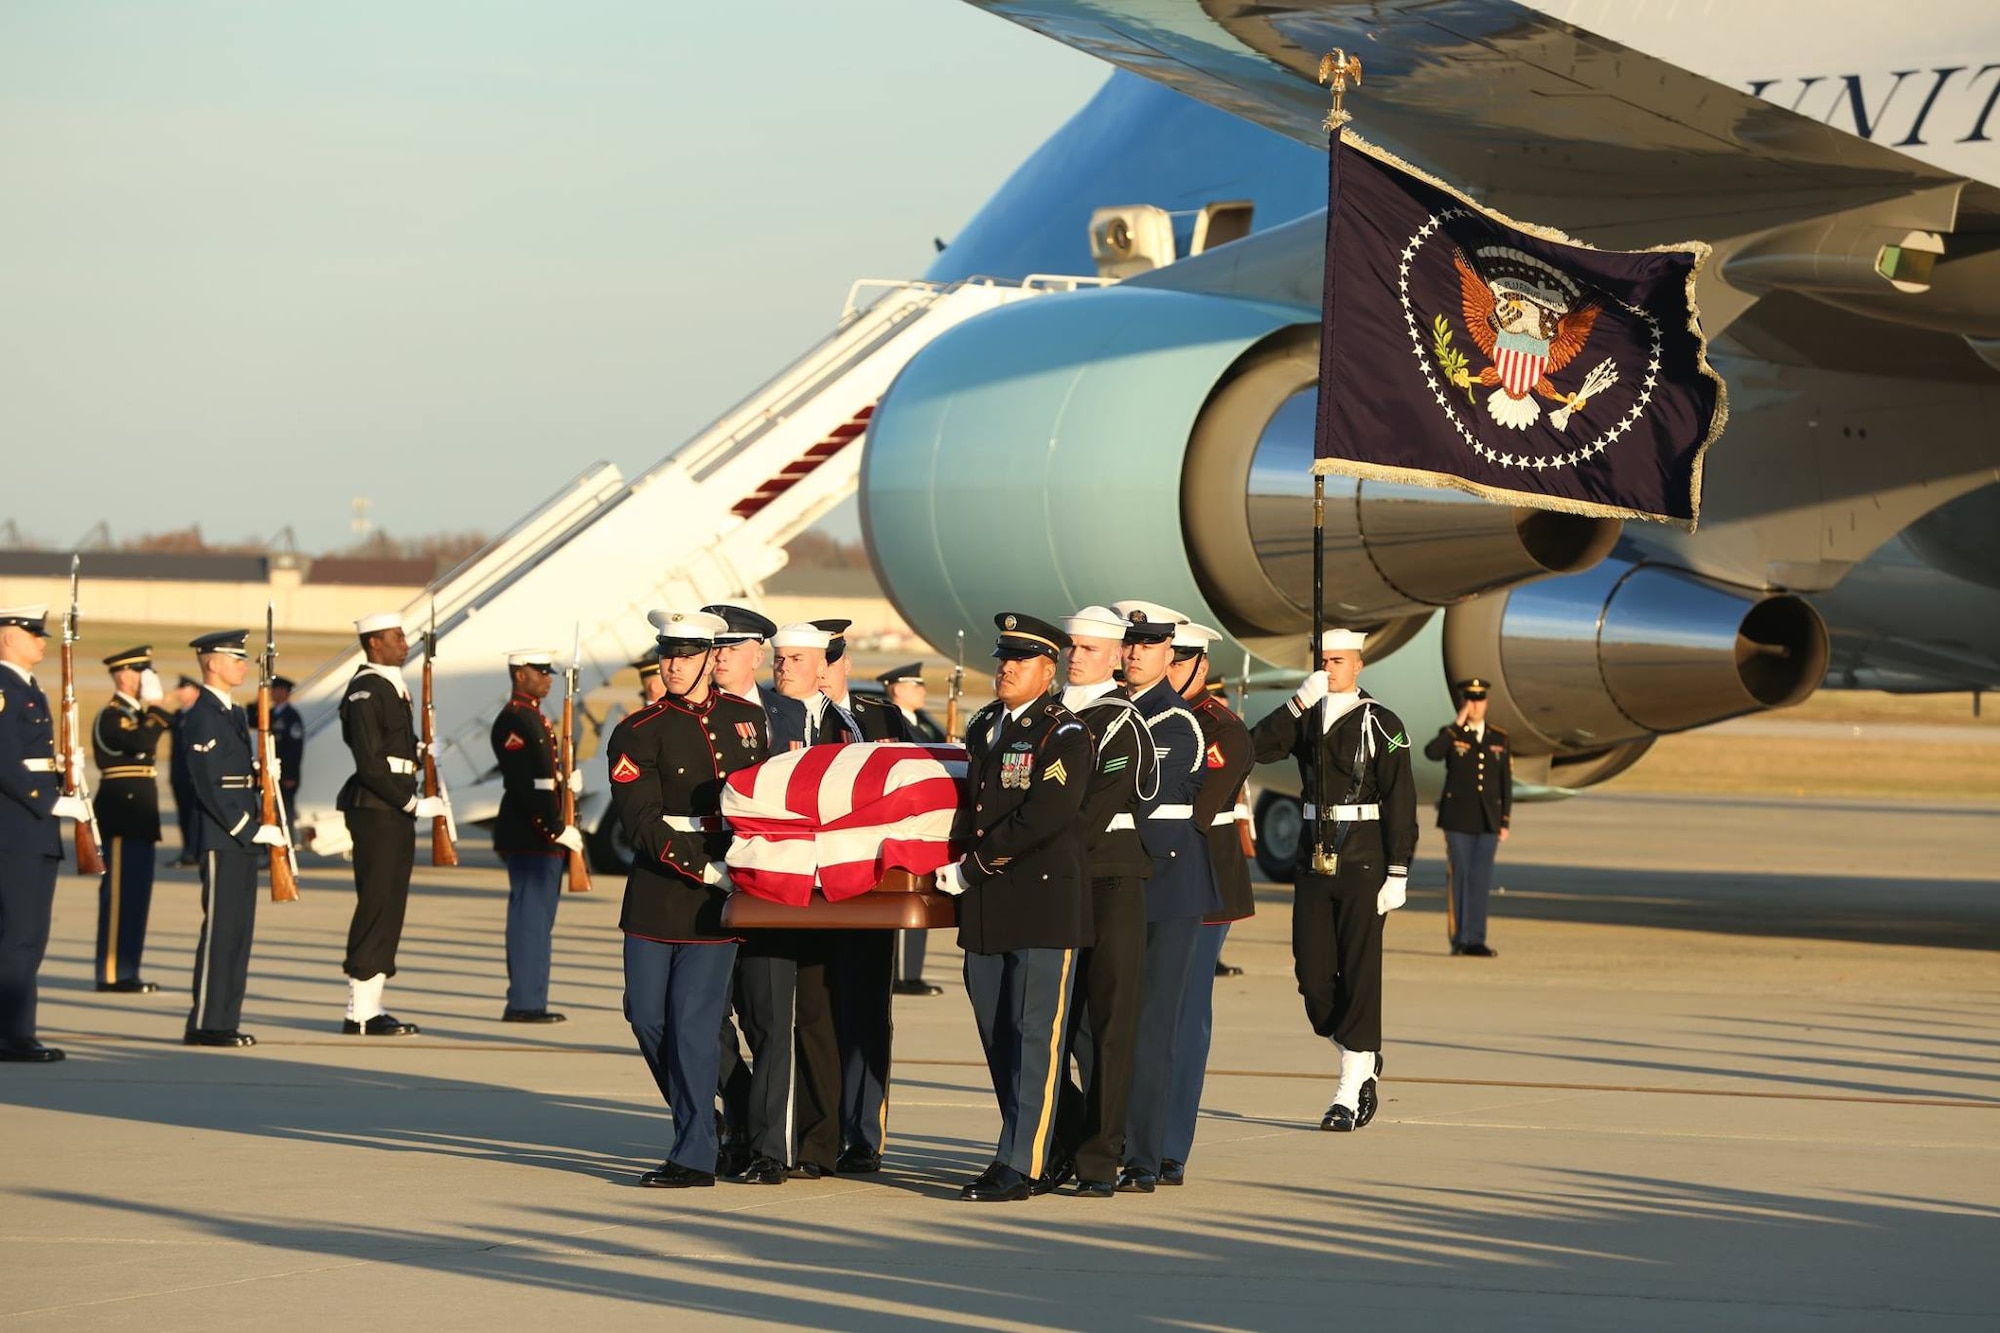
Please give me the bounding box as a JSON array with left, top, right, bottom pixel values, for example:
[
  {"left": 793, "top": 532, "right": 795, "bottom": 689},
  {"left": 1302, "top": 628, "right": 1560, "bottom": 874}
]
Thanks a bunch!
[
  {"left": 341, "top": 1014, "right": 420, "bottom": 1036},
  {"left": 0, "top": 1043, "right": 65, "bottom": 1063},
  {"left": 184, "top": 1029, "right": 255, "bottom": 1048},
  {"left": 730, "top": 1155, "right": 787, "bottom": 1186},
  {"left": 172, "top": 854, "right": 197, "bottom": 868},
  {"left": 1115, "top": 1167, "right": 1157, "bottom": 1193},
  {"left": 1320, "top": 1104, "right": 1358, "bottom": 1132},
  {"left": 1459, "top": 942, "right": 1498, "bottom": 957},
  {"left": 891, "top": 979, "right": 943, "bottom": 996},
  {"left": 1159, "top": 1159, "right": 1186, "bottom": 1186},
  {"left": 716, "top": 1144, "right": 753, "bottom": 1179},
  {"left": 1073, "top": 1179, "right": 1116, "bottom": 1198},
  {"left": 96, "top": 979, "right": 160, "bottom": 994},
  {"left": 500, "top": 1008, "right": 566, "bottom": 1023},
  {"left": 1031, "top": 1155, "right": 1075, "bottom": 1196},
  {"left": 960, "top": 1164, "right": 1032, "bottom": 1202},
  {"left": 639, "top": 1161, "right": 714, "bottom": 1188},
  {"left": 785, "top": 1161, "right": 828, "bottom": 1180},
  {"left": 1449, "top": 942, "right": 1465, "bottom": 955},
  {"left": 835, "top": 1146, "right": 882, "bottom": 1174},
  {"left": 1214, "top": 960, "right": 1244, "bottom": 977}
]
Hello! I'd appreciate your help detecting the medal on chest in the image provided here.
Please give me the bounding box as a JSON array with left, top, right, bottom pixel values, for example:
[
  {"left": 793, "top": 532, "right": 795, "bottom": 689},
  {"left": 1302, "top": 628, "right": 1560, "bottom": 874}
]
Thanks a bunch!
[{"left": 1000, "top": 745, "right": 1034, "bottom": 789}]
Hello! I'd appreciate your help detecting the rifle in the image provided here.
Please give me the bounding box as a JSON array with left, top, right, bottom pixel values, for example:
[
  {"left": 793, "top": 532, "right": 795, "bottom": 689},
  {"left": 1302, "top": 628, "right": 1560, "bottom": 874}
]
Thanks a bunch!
[
  {"left": 1235, "top": 648, "right": 1256, "bottom": 859},
  {"left": 58, "top": 555, "right": 104, "bottom": 875},
  {"left": 944, "top": 630, "right": 965, "bottom": 742},
  {"left": 258, "top": 603, "right": 301, "bottom": 902},
  {"left": 560, "top": 624, "right": 590, "bottom": 893},
  {"left": 421, "top": 599, "right": 459, "bottom": 867}
]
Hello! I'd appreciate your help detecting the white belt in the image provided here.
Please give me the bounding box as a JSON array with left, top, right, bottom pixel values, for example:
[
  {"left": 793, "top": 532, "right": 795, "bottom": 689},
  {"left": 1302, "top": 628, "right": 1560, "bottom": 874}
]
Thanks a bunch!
[
  {"left": 1149, "top": 804, "right": 1194, "bottom": 820},
  {"left": 219, "top": 775, "right": 255, "bottom": 789},
  {"left": 385, "top": 757, "right": 417, "bottom": 775},
  {"left": 1213, "top": 807, "right": 1253, "bottom": 827},
  {"left": 663, "top": 814, "right": 722, "bottom": 833},
  {"left": 1304, "top": 802, "right": 1378, "bottom": 821},
  {"left": 21, "top": 758, "right": 58, "bottom": 773},
  {"left": 531, "top": 778, "right": 557, "bottom": 791},
  {"left": 1105, "top": 813, "right": 1135, "bottom": 832}
]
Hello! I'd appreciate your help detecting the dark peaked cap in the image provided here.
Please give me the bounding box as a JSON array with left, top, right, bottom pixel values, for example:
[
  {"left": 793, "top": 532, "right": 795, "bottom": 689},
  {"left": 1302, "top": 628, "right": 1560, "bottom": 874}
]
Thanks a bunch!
[{"left": 991, "top": 612, "right": 1069, "bottom": 662}]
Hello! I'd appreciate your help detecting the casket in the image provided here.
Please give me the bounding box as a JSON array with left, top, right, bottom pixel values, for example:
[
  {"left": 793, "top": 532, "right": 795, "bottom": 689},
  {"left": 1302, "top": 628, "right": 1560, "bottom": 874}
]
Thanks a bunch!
[{"left": 719, "top": 869, "right": 958, "bottom": 931}]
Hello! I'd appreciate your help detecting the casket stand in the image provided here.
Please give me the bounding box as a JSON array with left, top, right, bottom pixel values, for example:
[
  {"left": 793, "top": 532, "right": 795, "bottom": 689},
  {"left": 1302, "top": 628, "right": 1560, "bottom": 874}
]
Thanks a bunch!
[{"left": 719, "top": 869, "right": 957, "bottom": 931}]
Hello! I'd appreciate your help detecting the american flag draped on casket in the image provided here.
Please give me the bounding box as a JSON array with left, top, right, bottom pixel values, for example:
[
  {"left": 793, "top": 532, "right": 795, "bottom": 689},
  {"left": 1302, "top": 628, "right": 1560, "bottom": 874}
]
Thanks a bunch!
[{"left": 721, "top": 742, "right": 968, "bottom": 906}]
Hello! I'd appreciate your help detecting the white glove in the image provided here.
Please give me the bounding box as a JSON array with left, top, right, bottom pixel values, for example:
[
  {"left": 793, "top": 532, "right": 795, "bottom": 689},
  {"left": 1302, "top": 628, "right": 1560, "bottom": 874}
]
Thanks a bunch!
[
  {"left": 267, "top": 756, "right": 283, "bottom": 781},
  {"left": 51, "top": 794, "right": 90, "bottom": 821},
  {"left": 252, "top": 824, "right": 289, "bottom": 848},
  {"left": 932, "top": 860, "right": 967, "bottom": 897},
  {"left": 554, "top": 825, "right": 585, "bottom": 853},
  {"left": 1376, "top": 872, "right": 1408, "bottom": 916},
  {"left": 1293, "top": 670, "right": 1330, "bottom": 710},
  {"left": 701, "top": 860, "right": 734, "bottom": 891},
  {"left": 412, "top": 796, "right": 448, "bottom": 820},
  {"left": 138, "top": 668, "right": 164, "bottom": 704},
  {"left": 566, "top": 769, "right": 585, "bottom": 795}
]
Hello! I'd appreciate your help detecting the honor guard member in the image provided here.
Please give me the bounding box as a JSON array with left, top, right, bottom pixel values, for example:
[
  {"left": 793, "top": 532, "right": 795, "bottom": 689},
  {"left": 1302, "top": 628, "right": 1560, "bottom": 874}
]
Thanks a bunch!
[
  {"left": 1425, "top": 677, "right": 1511, "bottom": 957},
  {"left": 878, "top": 662, "right": 947, "bottom": 996},
  {"left": 1160, "top": 623, "right": 1255, "bottom": 1185},
  {"left": 605, "top": 609, "right": 767, "bottom": 1188},
  {"left": 1250, "top": 628, "right": 1418, "bottom": 1131},
  {"left": 168, "top": 675, "right": 201, "bottom": 865},
  {"left": 1052, "top": 605, "right": 1156, "bottom": 1197},
  {"left": 334, "top": 612, "right": 441, "bottom": 1037},
  {"left": 704, "top": 603, "right": 806, "bottom": 748},
  {"left": 634, "top": 652, "right": 665, "bottom": 706},
  {"left": 91, "top": 646, "right": 173, "bottom": 993},
  {"left": 182, "top": 629, "right": 286, "bottom": 1048},
  {"left": 269, "top": 675, "right": 305, "bottom": 827},
  {"left": 0, "top": 606, "right": 81, "bottom": 1062},
  {"left": 490, "top": 649, "right": 586, "bottom": 1023},
  {"left": 816, "top": 618, "right": 905, "bottom": 1174},
  {"left": 1113, "top": 602, "right": 1219, "bottom": 1192},
  {"left": 935, "top": 613, "right": 1093, "bottom": 1202}
]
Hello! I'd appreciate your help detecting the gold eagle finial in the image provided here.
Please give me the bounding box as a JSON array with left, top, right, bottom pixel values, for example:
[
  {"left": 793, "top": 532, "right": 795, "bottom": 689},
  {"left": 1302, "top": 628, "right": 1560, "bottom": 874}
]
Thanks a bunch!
[{"left": 1318, "top": 49, "right": 1363, "bottom": 130}]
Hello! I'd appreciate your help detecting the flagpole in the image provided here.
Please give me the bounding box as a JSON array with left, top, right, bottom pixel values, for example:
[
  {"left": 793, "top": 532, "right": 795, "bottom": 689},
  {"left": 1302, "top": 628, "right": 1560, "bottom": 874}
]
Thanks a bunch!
[{"left": 1309, "top": 50, "right": 1360, "bottom": 878}]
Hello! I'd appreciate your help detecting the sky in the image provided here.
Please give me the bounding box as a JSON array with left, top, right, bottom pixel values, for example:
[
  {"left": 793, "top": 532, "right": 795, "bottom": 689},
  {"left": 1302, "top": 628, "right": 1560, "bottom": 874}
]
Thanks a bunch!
[{"left": 0, "top": 1, "right": 1107, "bottom": 551}]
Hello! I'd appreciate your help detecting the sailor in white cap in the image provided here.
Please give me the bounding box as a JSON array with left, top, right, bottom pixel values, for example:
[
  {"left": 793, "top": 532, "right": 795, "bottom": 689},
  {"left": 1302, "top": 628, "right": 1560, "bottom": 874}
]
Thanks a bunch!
[
  {"left": 488, "top": 649, "right": 584, "bottom": 1024},
  {"left": 1250, "top": 627, "right": 1418, "bottom": 1132},
  {"left": 332, "top": 612, "right": 438, "bottom": 1038},
  {"left": 604, "top": 609, "right": 768, "bottom": 1187}
]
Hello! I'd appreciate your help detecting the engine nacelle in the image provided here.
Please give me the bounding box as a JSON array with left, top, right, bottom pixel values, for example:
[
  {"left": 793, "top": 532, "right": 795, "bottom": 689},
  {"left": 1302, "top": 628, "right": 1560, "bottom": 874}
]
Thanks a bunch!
[{"left": 1443, "top": 557, "right": 1829, "bottom": 754}]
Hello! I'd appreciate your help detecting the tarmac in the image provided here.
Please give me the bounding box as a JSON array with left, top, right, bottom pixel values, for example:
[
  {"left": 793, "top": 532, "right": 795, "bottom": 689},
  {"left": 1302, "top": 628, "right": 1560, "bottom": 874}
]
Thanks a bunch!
[{"left": 4, "top": 789, "right": 1997, "bottom": 1331}]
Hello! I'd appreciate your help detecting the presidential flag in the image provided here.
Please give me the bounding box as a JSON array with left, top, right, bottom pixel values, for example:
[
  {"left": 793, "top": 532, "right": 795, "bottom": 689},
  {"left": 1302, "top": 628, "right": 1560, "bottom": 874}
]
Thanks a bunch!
[
  {"left": 721, "top": 742, "right": 967, "bottom": 906},
  {"left": 1315, "top": 129, "right": 1727, "bottom": 527}
]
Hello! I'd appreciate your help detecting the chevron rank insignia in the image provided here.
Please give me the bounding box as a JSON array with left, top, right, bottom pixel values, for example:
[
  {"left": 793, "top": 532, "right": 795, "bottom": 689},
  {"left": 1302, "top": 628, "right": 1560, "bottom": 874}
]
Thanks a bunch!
[
  {"left": 611, "top": 754, "right": 641, "bottom": 783},
  {"left": 1205, "top": 741, "right": 1224, "bottom": 769},
  {"left": 502, "top": 732, "right": 526, "bottom": 751},
  {"left": 1042, "top": 758, "right": 1068, "bottom": 785}
]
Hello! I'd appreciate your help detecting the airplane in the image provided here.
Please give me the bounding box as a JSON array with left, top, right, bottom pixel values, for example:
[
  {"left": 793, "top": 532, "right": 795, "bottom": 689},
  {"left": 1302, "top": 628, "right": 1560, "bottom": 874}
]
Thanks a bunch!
[{"left": 278, "top": 0, "right": 2000, "bottom": 883}]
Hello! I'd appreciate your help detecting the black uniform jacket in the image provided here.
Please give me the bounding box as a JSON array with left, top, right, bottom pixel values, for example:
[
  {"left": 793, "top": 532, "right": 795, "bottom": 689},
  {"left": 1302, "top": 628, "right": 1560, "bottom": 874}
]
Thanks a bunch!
[
  {"left": 181, "top": 688, "right": 260, "bottom": 857},
  {"left": 271, "top": 700, "right": 305, "bottom": 798},
  {"left": 752, "top": 684, "right": 808, "bottom": 751},
  {"left": 607, "top": 688, "right": 768, "bottom": 942},
  {"left": 954, "top": 695, "right": 1094, "bottom": 955},
  {"left": 1251, "top": 689, "right": 1418, "bottom": 878},
  {"left": 92, "top": 693, "right": 171, "bottom": 842},
  {"left": 1191, "top": 693, "right": 1255, "bottom": 922},
  {"left": 0, "top": 666, "right": 61, "bottom": 859},
  {"left": 1129, "top": 678, "right": 1219, "bottom": 922},
  {"left": 901, "top": 708, "right": 947, "bottom": 744},
  {"left": 490, "top": 693, "right": 563, "bottom": 856},
  {"left": 1070, "top": 687, "right": 1153, "bottom": 882},
  {"left": 335, "top": 666, "right": 419, "bottom": 817},
  {"left": 169, "top": 707, "right": 196, "bottom": 797},
  {"left": 1424, "top": 722, "right": 1512, "bottom": 834},
  {"left": 849, "top": 692, "right": 910, "bottom": 743}
]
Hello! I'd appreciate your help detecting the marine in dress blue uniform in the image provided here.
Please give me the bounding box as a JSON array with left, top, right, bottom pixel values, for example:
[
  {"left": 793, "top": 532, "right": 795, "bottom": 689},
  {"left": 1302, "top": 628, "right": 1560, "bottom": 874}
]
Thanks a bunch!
[
  {"left": 606, "top": 609, "right": 768, "bottom": 1187},
  {"left": 489, "top": 649, "right": 583, "bottom": 1023},
  {"left": 181, "top": 629, "right": 280, "bottom": 1048},
  {"left": 1424, "top": 677, "right": 1511, "bottom": 957},
  {"left": 1114, "top": 602, "right": 1220, "bottom": 1192},
  {"left": 939, "top": 613, "right": 1094, "bottom": 1203},
  {"left": 90, "top": 646, "right": 173, "bottom": 993},
  {"left": 0, "top": 606, "right": 71, "bottom": 1062}
]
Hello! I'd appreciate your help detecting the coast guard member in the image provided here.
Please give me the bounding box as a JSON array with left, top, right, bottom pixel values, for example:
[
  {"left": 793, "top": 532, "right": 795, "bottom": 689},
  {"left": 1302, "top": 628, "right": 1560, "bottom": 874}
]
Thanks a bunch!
[
  {"left": 1250, "top": 628, "right": 1418, "bottom": 1131},
  {"left": 937, "top": 612, "right": 1093, "bottom": 1202},
  {"left": 0, "top": 606, "right": 83, "bottom": 1062},
  {"left": 182, "top": 629, "right": 285, "bottom": 1048},
  {"left": 1160, "top": 624, "right": 1255, "bottom": 1184},
  {"left": 1052, "top": 604, "right": 1155, "bottom": 1196},
  {"left": 1114, "top": 602, "right": 1218, "bottom": 1192},
  {"left": 1425, "top": 677, "right": 1511, "bottom": 957},
  {"left": 91, "top": 646, "right": 173, "bottom": 993},
  {"left": 605, "top": 609, "right": 767, "bottom": 1187},
  {"left": 489, "top": 649, "right": 585, "bottom": 1023},
  {"left": 334, "top": 612, "right": 441, "bottom": 1037}
]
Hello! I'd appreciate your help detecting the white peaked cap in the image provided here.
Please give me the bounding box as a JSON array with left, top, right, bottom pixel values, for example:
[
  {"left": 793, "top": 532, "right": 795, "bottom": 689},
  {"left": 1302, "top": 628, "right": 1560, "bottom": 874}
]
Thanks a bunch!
[
  {"left": 355, "top": 612, "right": 404, "bottom": 636},
  {"left": 506, "top": 649, "right": 557, "bottom": 667},
  {"left": 770, "top": 622, "right": 833, "bottom": 650},
  {"left": 1110, "top": 599, "right": 1190, "bottom": 626},
  {"left": 1173, "top": 622, "right": 1222, "bottom": 650},
  {"left": 648, "top": 609, "right": 727, "bottom": 641},
  {"left": 1320, "top": 628, "right": 1369, "bottom": 651},
  {"left": 1063, "top": 605, "right": 1128, "bottom": 641}
]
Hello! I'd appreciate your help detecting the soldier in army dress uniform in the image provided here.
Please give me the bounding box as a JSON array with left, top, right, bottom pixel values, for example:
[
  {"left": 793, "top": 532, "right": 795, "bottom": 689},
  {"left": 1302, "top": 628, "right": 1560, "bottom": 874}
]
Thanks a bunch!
[
  {"left": 1424, "top": 677, "right": 1512, "bottom": 957},
  {"left": 90, "top": 646, "right": 174, "bottom": 993},
  {"left": 489, "top": 649, "right": 586, "bottom": 1023}
]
